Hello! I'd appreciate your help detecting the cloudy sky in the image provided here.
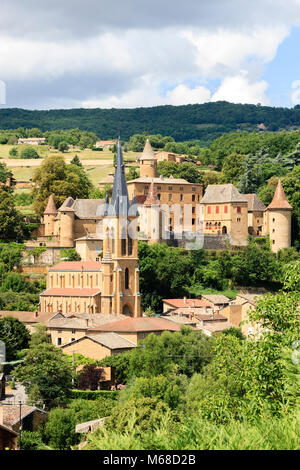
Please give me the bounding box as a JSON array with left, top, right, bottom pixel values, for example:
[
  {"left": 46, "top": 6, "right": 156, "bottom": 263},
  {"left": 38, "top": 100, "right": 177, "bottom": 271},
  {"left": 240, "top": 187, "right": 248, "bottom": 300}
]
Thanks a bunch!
[{"left": 1, "top": 0, "right": 300, "bottom": 109}]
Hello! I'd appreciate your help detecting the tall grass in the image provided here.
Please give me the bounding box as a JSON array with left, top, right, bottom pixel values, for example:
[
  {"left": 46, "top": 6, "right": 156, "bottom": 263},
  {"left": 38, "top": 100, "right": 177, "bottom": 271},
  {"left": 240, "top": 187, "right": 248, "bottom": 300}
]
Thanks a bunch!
[{"left": 84, "top": 410, "right": 300, "bottom": 450}]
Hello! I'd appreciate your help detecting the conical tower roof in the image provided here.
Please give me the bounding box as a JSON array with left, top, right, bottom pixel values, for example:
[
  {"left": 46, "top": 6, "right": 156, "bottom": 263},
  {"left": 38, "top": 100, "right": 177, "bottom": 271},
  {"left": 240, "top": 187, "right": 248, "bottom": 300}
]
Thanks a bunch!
[
  {"left": 44, "top": 194, "right": 57, "bottom": 215},
  {"left": 144, "top": 181, "right": 159, "bottom": 206},
  {"left": 140, "top": 139, "right": 155, "bottom": 161},
  {"left": 266, "top": 180, "right": 293, "bottom": 210}
]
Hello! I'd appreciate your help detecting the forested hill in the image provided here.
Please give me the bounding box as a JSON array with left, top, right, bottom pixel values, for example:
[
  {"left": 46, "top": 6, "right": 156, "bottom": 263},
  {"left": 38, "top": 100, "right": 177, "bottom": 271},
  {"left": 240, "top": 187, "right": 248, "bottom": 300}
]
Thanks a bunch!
[{"left": 1, "top": 101, "right": 300, "bottom": 143}]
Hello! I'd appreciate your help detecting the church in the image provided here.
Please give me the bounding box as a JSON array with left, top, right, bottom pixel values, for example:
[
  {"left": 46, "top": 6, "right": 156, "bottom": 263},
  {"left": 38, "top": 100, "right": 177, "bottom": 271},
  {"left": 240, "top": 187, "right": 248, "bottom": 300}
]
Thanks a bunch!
[{"left": 39, "top": 141, "right": 141, "bottom": 318}]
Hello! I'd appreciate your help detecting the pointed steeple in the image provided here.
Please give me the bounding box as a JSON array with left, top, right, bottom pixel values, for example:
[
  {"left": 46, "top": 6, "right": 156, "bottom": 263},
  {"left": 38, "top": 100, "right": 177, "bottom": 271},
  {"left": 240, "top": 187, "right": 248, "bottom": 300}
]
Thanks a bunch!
[
  {"left": 44, "top": 194, "right": 57, "bottom": 215},
  {"left": 266, "top": 180, "right": 293, "bottom": 210},
  {"left": 109, "top": 140, "right": 130, "bottom": 215},
  {"left": 140, "top": 139, "right": 155, "bottom": 160},
  {"left": 144, "top": 180, "right": 159, "bottom": 206}
]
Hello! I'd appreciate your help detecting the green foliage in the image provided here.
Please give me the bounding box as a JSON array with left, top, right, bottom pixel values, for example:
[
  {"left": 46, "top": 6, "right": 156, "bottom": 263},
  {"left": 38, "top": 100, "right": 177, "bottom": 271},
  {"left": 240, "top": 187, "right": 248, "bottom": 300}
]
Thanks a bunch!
[
  {"left": 31, "top": 155, "right": 92, "bottom": 214},
  {"left": 84, "top": 410, "right": 300, "bottom": 450},
  {"left": 20, "top": 431, "right": 49, "bottom": 451},
  {"left": 0, "top": 162, "right": 12, "bottom": 184},
  {"left": 9, "top": 146, "right": 18, "bottom": 157},
  {"left": 20, "top": 146, "right": 40, "bottom": 159},
  {"left": 58, "top": 141, "right": 68, "bottom": 153},
  {"left": 0, "top": 316, "right": 30, "bottom": 361},
  {"left": 60, "top": 248, "right": 81, "bottom": 261},
  {"left": 70, "top": 155, "right": 82, "bottom": 166},
  {"left": 67, "top": 398, "right": 116, "bottom": 423},
  {"left": 13, "top": 192, "right": 34, "bottom": 206},
  {"left": 0, "top": 189, "right": 25, "bottom": 240},
  {"left": 104, "top": 397, "right": 172, "bottom": 434},
  {"left": 45, "top": 408, "right": 77, "bottom": 450},
  {"left": 127, "top": 328, "right": 213, "bottom": 380},
  {"left": 12, "top": 342, "right": 73, "bottom": 408},
  {"left": 157, "top": 161, "right": 203, "bottom": 184},
  {"left": 69, "top": 390, "right": 119, "bottom": 400}
]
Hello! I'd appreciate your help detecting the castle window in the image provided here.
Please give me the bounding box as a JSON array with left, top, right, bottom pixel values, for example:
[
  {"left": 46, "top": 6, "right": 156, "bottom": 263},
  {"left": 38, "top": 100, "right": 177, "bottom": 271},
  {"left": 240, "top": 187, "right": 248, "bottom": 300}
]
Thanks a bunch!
[
  {"left": 272, "top": 229, "right": 275, "bottom": 233},
  {"left": 237, "top": 218, "right": 241, "bottom": 222},
  {"left": 272, "top": 240, "right": 275, "bottom": 244},
  {"left": 216, "top": 206, "right": 219, "bottom": 214},
  {"left": 237, "top": 206, "right": 241, "bottom": 213},
  {"left": 192, "top": 207, "right": 195, "bottom": 213},
  {"left": 180, "top": 186, "right": 183, "bottom": 191},
  {"left": 125, "top": 268, "right": 129, "bottom": 289},
  {"left": 157, "top": 193, "right": 161, "bottom": 200},
  {"left": 192, "top": 195, "right": 195, "bottom": 202},
  {"left": 192, "top": 187, "right": 196, "bottom": 191},
  {"left": 273, "top": 218, "right": 275, "bottom": 222},
  {"left": 57, "top": 338, "right": 62, "bottom": 346},
  {"left": 168, "top": 194, "right": 172, "bottom": 201},
  {"left": 180, "top": 194, "right": 183, "bottom": 201},
  {"left": 192, "top": 219, "right": 195, "bottom": 225},
  {"left": 157, "top": 186, "right": 161, "bottom": 190},
  {"left": 207, "top": 206, "right": 211, "bottom": 214},
  {"left": 224, "top": 205, "right": 228, "bottom": 213},
  {"left": 168, "top": 186, "right": 172, "bottom": 190}
]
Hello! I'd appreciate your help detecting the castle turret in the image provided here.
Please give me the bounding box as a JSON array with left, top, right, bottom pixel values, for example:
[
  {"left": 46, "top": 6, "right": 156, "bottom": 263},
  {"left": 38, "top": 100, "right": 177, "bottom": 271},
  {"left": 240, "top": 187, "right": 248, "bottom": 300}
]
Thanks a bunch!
[
  {"left": 44, "top": 194, "right": 57, "bottom": 237},
  {"left": 139, "top": 139, "right": 157, "bottom": 178},
  {"left": 58, "top": 197, "right": 75, "bottom": 247},
  {"left": 264, "top": 180, "right": 293, "bottom": 252}
]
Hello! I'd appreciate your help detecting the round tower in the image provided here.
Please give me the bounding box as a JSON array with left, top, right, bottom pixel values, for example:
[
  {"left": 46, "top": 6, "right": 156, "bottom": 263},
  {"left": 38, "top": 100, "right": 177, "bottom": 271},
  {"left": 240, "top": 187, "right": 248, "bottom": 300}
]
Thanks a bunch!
[
  {"left": 139, "top": 139, "right": 157, "bottom": 178},
  {"left": 58, "top": 199, "right": 75, "bottom": 247},
  {"left": 43, "top": 194, "right": 57, "bottom": 236},
  {"left": 264, "top": 180, "right": 293, "bottom": 252}
]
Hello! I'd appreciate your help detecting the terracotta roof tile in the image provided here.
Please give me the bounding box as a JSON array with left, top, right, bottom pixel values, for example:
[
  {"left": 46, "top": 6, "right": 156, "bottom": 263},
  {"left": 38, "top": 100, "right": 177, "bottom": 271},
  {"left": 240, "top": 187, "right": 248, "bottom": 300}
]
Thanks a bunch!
[
  {"left": 49, "top": 261, "right": 102, "bottom": 271},
  {"left": 163, "top": 298, "right": 212, "bottom": 308},
  {"left": 266, "top": 180, "right": 293, "bottom": 210},
  {"left": 43, "top": 194, "right": 57, "bottom": 215},
  {"left": 41, "top": 288, "right": 101, "bottom": 297},
  {"left": 89, "top": 317, "right": 182, "bottom": 333}
]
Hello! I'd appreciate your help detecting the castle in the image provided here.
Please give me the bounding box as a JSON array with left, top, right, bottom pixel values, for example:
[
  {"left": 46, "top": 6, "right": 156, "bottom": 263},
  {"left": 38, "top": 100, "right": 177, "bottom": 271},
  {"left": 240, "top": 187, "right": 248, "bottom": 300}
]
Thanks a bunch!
[{"left": 31, "top": 139, "right": 293, "bottom": 260}]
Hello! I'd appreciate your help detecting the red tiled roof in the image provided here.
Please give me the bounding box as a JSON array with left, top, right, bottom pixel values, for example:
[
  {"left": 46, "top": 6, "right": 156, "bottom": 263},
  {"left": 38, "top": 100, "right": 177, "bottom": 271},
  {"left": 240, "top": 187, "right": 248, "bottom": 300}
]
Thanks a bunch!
[
  {"left": 44, "top": 194, "right": 57, "bottom": 215},
  {"left": 49, "top": 261, "right": 102, "bottom": 271},
  {"left": 89, "top": 317, "right": 182, "bottom": 333},
  {"left": 1, "top": 405, "right": 45, "bottom": 426},
  {"left": 41, "top": 288, "right": 101, "bottom": 297},
  {"left": 0, "top": 311, "right": 55, "bottom": 323},
  {"left": 163, "top": 298, "right": 212, "bottom": 308},
  {"left": 266, "top": 180, "right": 293, "bottom": 210}
]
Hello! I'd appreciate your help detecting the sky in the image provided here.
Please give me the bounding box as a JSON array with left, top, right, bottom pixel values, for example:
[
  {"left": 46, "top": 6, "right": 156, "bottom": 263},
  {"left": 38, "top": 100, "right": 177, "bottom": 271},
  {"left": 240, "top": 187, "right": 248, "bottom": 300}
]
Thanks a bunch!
[{"left": 1, "top": 0, "right": 300, "bottom": 110}]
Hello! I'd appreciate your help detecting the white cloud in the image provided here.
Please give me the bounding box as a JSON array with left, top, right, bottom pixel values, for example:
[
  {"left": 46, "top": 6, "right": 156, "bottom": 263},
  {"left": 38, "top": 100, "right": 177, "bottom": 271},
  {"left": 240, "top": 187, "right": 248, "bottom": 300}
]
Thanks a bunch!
[
  {"left": 0, "top": 1, "right": 300, "bottom": 108},
  {"left": 290, "top": 80, "right": 300, "bottom": 104},
  {"left": 211, "top": 73, "right": 269, "bottom": 105}
]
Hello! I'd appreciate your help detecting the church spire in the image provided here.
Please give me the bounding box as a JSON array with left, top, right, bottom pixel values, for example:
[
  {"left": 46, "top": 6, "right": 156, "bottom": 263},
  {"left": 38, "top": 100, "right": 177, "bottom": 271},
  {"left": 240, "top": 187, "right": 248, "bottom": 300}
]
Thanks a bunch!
[{"left": 110, "top": 140, "right": 130, "bottom": 215}]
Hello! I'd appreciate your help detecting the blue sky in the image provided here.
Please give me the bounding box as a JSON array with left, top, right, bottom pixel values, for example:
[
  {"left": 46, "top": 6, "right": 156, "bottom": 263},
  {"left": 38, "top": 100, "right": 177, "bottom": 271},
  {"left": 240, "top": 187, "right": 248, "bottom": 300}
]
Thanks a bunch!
[
  {"left": 1, "top": 1, "right": 300, "bottom": 110},
  {"left": 262, "top": 27, "right": 300, "bottom": 107}
]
